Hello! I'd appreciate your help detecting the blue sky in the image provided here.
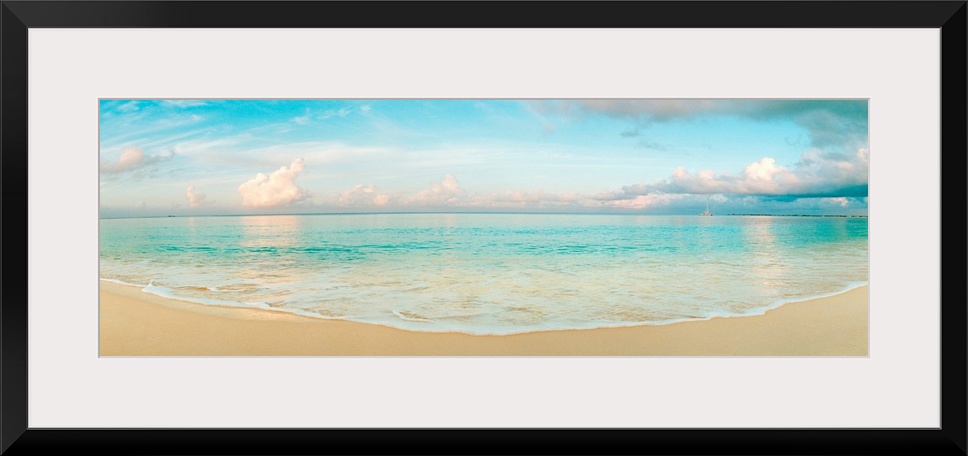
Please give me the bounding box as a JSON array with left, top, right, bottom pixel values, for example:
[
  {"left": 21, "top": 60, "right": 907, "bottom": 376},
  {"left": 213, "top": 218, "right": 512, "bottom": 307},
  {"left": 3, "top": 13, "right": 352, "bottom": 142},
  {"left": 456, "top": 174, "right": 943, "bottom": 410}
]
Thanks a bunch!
[{"left": 99, "top": 99, "right": 868, "bottom": 217}]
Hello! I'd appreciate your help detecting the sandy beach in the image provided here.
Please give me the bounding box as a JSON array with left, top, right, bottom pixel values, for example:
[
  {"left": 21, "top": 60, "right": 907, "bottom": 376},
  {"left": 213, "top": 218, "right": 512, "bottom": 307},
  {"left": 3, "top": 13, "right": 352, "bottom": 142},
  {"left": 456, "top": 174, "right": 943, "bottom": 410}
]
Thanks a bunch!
[{"left": 99, "top": 281, "right": 868, "bottom": 356}]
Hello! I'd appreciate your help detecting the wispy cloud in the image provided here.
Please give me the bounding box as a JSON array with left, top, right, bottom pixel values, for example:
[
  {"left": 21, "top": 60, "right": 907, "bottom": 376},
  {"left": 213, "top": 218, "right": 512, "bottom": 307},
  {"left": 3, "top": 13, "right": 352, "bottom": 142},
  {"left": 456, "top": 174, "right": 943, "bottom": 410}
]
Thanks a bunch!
[
  {"left": 529, "top": 99, "right": 868, "bottom": 150},
  {"left": 99, "top": 147, "right": 173, "bottom": 174},
  {"left": 292, "top": 109, "right": 311, "bottom": 125},
  {"left": 319, "top": 107, "right": 352, "bottom": 120},
  {"left": 117, "top": 101, "right": 141, "bottom": 112},
  {"left": 161, "top": 100, "right": 208, "bottom": 108},
  {"left": 100, "top": 100, "right": 868, "bottom": 217}
]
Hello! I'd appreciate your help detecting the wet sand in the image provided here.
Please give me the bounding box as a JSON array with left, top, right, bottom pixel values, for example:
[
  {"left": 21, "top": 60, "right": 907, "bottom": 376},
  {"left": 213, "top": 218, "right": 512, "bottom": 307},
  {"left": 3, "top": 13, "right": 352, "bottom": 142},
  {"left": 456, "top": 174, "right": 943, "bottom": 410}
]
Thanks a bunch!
[{"left": 99, "top": 281, "right": 868, "bottom": 356}]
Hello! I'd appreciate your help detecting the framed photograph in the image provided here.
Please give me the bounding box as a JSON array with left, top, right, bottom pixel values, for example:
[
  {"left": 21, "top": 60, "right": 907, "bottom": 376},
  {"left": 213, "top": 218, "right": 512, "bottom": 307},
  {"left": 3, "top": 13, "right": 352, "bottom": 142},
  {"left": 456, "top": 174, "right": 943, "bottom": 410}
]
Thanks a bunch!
[
  {"left": 97, "top": 97, "right": 872, "bottom": 358},
  {"left": 3, "top": 1, "right": 965, "bottom": 454}
]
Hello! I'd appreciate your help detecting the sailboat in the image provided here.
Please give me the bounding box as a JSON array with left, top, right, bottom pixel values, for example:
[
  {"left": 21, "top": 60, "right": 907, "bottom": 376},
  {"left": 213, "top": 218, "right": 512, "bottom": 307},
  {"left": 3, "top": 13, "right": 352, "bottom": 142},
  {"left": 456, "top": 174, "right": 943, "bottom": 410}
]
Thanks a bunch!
[{"left": 699, "top": 198, "right": 713, "bottom": 216}]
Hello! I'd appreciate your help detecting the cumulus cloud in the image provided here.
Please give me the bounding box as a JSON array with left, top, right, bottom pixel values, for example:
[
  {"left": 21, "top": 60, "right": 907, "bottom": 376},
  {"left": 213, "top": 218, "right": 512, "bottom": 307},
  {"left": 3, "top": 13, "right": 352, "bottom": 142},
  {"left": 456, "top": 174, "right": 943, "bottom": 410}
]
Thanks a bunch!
[
  {"left": 185, "top": 186, "right": 208, "bottom": 208},
  {"left": 620, "top": 147, "right": 868, "bottom": 199},
  {"left": 237, "top": 159, "right": 312, "bottom": 208},
  {"left": 100, "top": 147, "right": 172, "bottom": 174},
  {"left": 314, "top": 154, "right": 866, "bottom": 214},
  {"left": 338, "top": 184, "right": 389, "bottom": 207},
  {"left": 407, "top": 174, "right": 466, "bottom": 206}
]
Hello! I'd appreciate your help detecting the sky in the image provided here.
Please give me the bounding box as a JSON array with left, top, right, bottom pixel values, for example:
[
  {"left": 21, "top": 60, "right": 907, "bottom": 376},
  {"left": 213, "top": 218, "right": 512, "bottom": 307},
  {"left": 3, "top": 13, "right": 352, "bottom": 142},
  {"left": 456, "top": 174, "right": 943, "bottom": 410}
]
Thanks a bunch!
[{"left": 99, "top": 99, "right": 869, "bottom": 218}]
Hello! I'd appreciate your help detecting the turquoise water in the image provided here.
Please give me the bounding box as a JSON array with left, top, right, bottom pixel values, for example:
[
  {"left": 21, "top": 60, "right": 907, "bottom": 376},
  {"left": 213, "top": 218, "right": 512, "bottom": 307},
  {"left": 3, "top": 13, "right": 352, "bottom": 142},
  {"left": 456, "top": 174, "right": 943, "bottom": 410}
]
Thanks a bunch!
[{"left": 99, "top": 213, "right": 869, "bottom": 335}]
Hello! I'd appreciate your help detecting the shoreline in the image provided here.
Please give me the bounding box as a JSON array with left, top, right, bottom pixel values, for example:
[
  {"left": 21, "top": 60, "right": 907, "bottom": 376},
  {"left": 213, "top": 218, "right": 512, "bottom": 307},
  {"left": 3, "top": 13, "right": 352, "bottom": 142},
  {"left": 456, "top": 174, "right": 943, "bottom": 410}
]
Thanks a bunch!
[
  {"left": 99, "top": 281, "right": 869, "bottom": 356},
  {"left": 101, "top": 278, "right": 869, "bottom": 336}
]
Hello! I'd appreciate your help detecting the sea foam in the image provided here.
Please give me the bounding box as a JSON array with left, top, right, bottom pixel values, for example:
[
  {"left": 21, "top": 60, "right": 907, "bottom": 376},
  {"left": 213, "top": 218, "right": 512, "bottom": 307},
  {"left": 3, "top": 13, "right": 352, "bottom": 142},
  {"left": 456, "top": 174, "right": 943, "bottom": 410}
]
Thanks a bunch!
[{"left": 99, "top": 213, "right": 869, "bottom": 335}]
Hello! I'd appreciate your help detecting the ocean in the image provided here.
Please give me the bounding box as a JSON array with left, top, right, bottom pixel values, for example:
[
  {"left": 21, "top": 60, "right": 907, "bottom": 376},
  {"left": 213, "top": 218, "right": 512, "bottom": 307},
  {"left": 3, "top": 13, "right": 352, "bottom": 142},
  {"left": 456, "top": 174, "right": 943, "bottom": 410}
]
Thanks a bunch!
[{"left": 99, "top": 213, "right": 869, "bottom": 335}]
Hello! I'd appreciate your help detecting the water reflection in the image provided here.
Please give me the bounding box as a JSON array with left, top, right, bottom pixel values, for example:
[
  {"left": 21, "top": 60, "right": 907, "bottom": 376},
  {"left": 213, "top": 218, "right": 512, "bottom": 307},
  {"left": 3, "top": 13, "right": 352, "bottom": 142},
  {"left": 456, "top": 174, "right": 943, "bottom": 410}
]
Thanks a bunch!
[
  {"left": 239, "top": 215, "right": 301, "bottom": 248},
  {"left": 99, "top": 214, "right": 869, "bottom": 334},
  {"left": 743, "top": 217, "right": 783, "bottom": 290},
  {"left": 234, "top": 215, "right": 305, "bottom": 293}
]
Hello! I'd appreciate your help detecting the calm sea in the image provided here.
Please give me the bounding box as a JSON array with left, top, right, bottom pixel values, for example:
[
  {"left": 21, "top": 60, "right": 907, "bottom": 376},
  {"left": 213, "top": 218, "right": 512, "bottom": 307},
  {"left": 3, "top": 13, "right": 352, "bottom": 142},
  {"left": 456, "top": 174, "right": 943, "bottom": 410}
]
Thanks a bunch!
[{"left": 99, "top": 213, "right": 869, "bottom": 335}]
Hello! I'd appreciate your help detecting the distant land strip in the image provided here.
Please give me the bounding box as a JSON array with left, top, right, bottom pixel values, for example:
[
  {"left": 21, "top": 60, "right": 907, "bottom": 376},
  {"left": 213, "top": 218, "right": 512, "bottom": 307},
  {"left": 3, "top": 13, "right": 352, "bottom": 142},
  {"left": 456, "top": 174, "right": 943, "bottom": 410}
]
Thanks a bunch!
[{"left": 726, "top": 214, "right": 868, "bottom": 217}]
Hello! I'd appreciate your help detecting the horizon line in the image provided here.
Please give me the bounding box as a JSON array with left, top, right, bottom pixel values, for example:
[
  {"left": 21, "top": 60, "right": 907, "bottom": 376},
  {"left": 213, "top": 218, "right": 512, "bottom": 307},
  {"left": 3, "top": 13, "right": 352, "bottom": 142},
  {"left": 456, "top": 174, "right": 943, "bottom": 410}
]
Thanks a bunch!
[{"left": 98, "top": 211, "right": 870, "bottom": 221}]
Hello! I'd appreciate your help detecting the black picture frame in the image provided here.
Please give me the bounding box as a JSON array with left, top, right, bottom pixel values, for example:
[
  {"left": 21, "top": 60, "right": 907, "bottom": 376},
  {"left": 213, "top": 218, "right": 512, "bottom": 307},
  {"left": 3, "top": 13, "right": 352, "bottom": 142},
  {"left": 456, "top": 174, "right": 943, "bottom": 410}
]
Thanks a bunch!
[{"left": 2, "top": 1, "right": 965, "bottom": 455}]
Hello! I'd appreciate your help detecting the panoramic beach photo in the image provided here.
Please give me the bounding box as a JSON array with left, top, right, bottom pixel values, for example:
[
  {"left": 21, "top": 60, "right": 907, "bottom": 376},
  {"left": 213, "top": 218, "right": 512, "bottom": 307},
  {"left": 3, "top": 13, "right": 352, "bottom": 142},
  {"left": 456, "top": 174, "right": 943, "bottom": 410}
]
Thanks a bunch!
[{"left": 99, "top": 99, "right": 869, "bottom": 356}]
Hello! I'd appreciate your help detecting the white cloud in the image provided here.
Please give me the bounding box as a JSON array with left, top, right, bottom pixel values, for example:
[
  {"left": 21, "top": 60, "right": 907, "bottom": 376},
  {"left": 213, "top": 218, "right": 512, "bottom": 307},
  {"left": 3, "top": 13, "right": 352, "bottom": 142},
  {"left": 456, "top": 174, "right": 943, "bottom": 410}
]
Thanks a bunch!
[
  {"left": 393, "top": 175, "right": 686, "bottom": 212},
  {"left": 101, "top": 147, "right": 145, "bottom": 173},
  {"left": 469, "top": 189, "right": 580, "bottom": 209},
  {"left": 237, "top": 159, "right": 313, "bottom": 208},
  {"left": 292, "top": 109, "right": 311, "bottom": 125},
  {"left": 185, "top": 186, "right": 208, "bottom": 208},
  {"left": 338, "top": 184, "right": 389, "bottom": 207},
  {"left": 622, "top": 147, "right": 869, "bottom": 198},
  {"left": 100, "top": 147, "right": 173, "bottom": 175},
  {"left": 319, "top": 107, "right": 351, "bottom": 120},
  {"left": 406, "top": 174, "right": 466, "bottom": 206},
  {"left": 821, "top": 197, "right": 850, "bottom": 207},
  {"left": 600, "top": 194, "right": 679, "bottom": 210},
  {"left": 588, "top": 189, "right": 684, "bottom": 210},
  {"left": 435, "top": 174, "right": 460, "bottom": 193},
  {"left": 161, "top": 100, "right": 208, "bottom": 108},
  {"left": 117, "top": 101, "right": 140, "bottom": 112}
]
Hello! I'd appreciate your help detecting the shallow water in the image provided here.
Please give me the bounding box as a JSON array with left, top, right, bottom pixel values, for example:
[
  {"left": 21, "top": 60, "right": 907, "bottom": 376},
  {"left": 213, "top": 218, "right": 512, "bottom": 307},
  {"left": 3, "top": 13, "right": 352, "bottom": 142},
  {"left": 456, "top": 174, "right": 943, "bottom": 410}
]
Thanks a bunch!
[{"left": 99, "top": 213, "right": 869, "bottom": 334}]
